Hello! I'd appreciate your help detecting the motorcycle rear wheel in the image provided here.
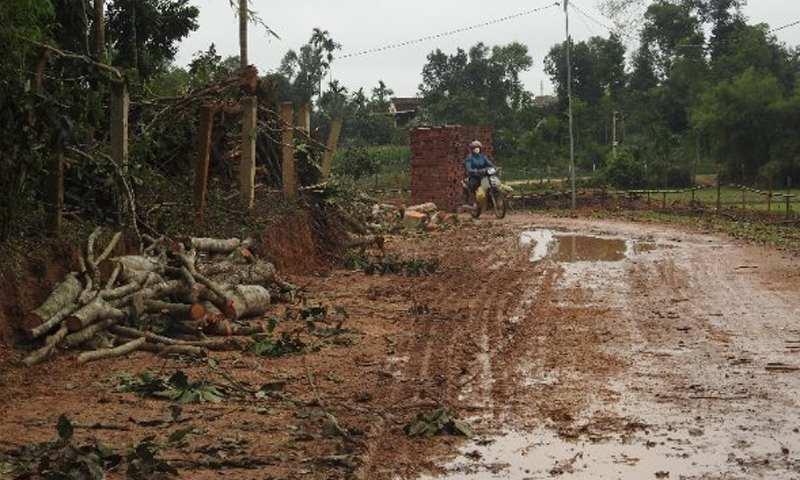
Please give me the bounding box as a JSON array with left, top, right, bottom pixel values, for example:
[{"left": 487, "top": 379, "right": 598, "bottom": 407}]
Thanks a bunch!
[
  {"left": 491, "top": 191, "right": 507, "bottom": 219},
  {"left": 471, "top": 202, "right": 482, "bottom": 218}
]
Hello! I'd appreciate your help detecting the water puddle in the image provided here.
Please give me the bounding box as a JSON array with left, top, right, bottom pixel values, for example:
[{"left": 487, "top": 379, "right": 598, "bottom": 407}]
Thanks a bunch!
[
  {"left": 419, "top": 426, "right": 795, "bottom": 479},
  {"left": 520, "top": 230, "right": 660, "bottom": 263}
]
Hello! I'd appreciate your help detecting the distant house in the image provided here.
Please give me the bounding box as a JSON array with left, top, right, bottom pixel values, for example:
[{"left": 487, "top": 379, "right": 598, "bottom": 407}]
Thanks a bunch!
[{"left": 388, "top": 97, "right": 422, "bottom": 127}]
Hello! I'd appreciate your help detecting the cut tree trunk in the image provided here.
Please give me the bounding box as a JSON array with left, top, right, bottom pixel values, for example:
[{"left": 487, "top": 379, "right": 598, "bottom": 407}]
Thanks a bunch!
[
  {"left": 23, "top": 274, "right": 83, "bottom": 334},
  {"left": 205, "top": 319, "right": 233, "bottom": 336},
  {"left": 200, "top": 260, "right": 276, "bottom": 287},
  {"left": 61, "top": 317, "right": 118, "bottom": 349},
  {"left": 65, "top": 298, "right": 126, "bottom": 332},
  {"left": 226, "top": 285, "right": 270, "bottom": 319},
  {"left": 143, "top": 300, "right": 205, "bottom": 320},
  {"left": 100, "top": 256, "right": 163, "bottom": 284},
  {"left": 190, "top": 237, "right": 245, "bottom": 254},
  {"left": 77, "top": 337, "right": 146, "bottom": 364}
]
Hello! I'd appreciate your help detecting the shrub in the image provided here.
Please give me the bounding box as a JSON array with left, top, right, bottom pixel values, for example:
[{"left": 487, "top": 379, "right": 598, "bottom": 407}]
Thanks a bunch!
[{"left": 602, "top": 150, "right": 646, "bottom": 189}]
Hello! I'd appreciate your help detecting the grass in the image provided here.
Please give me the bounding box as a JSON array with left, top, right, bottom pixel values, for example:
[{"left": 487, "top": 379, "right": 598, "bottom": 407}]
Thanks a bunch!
[
  {"left": 510, "top": 180, "right": 800, "bottom": 214},
  {"left": 616, "top": 210, "right": 800, "bottom": 251}
]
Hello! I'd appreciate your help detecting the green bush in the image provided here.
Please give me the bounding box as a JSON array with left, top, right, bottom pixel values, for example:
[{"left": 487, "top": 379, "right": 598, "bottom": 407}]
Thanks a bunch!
[
  {"left": 334, "top": 147, "right": 380, "bottom": 180},
  {"left": 602, "top": 150, "right": 646, "bottom": 189}
]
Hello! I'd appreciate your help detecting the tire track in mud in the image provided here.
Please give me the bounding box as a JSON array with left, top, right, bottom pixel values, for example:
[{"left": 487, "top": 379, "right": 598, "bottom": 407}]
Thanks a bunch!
[{"left": 355, "top": 227, "right": 542, "bottom": 479}]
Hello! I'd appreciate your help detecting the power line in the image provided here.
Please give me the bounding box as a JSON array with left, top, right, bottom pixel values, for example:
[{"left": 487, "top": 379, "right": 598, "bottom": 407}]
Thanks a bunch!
[
  {"left": 770, "top": 19, "right": 800, "bottom": 34},
  {"left": 337, "top": 2, "right": 560, "bottom": 60},
  {"left": 568, "top": 1, "right": 638, "bottom": 41},
  {"left": 569, "top": 1, "right": 615, "bottom": 33}
]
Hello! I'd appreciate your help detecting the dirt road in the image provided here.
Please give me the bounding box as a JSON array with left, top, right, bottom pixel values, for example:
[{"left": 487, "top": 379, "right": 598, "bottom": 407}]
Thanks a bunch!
[{"left": 1, "top": 213, "right": 799, "bottom": 479}]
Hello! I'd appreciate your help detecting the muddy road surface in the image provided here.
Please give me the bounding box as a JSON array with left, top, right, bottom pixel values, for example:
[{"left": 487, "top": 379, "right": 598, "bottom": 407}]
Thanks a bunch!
[{"left": 1, "top": 213, "right": 799, "bottom": 479}]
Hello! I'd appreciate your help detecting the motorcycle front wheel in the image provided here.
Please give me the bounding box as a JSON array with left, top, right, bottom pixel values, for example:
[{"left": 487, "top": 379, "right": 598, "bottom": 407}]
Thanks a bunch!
[{"left": 491, "top": 190, "right": 507, "bottom": 219}]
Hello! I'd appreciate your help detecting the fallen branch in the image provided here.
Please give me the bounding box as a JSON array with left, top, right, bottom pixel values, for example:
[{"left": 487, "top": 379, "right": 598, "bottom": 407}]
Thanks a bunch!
[
  {"left": 77, "top": 337, "right": 146, "bottom": 364},
  {"left": 23, "top": 324, "right": 69, "bottom": 366}
]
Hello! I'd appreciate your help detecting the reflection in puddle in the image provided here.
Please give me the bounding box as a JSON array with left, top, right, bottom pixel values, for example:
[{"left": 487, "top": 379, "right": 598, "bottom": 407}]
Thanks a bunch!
[{"left": 520, "top": 230, "right": 661, "bottom": 263}]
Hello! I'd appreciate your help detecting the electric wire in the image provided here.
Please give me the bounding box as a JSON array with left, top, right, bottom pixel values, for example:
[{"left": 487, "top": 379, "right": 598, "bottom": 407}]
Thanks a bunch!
[
  {"left": 336, "top": 2, "right": 560, "bottom": 60},
  {"left": 568, "top": 1, "right": 638, "bottom": 41},
  {"left": 769, "top": 19, "right": 800, "bottom": 34}
]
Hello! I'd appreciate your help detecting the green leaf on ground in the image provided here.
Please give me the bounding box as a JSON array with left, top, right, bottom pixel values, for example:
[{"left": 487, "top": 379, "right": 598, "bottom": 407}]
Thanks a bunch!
[{"left": 404, "top": 407, "right": 472, "bottom": 438}]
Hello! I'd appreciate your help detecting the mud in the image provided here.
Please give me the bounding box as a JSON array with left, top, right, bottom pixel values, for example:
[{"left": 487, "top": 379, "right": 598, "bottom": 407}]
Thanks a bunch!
[{"left": 1, "top": 213, "right": 799, "bottom": 479}]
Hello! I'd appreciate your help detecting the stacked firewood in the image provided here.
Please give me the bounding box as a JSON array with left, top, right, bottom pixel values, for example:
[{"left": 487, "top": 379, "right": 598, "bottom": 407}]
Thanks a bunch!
[{"left": 22, "top": 229, "right": 295, "bottom": 366}]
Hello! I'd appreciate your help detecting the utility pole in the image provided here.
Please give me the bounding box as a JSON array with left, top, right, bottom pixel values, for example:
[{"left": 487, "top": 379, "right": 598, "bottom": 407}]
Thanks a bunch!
[
  {"left": 612, "top": 110, "right": 618, "bottom": 158},
  {"left": 565, "top": 0, "right": 577, "bottom": 212}
]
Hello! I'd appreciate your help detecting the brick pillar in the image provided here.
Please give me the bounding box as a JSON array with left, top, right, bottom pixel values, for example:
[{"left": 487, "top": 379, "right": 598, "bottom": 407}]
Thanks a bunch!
[{"left": 410, "top": 126, "right": 493, "bottom": 212}]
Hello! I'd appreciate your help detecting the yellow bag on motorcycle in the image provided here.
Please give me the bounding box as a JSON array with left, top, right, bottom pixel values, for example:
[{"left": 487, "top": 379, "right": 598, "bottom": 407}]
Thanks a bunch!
[{"left": 475, "top": 187, "right": 487, "bottom": 205}]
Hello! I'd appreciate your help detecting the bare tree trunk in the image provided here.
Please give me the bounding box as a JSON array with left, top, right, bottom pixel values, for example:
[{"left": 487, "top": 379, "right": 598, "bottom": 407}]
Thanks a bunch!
[
  {"left": 92, "top": 0, "right": 105, "bottom": 62},
  {"left": 239, "top": 0, "right": 248, "bottom": 69}
]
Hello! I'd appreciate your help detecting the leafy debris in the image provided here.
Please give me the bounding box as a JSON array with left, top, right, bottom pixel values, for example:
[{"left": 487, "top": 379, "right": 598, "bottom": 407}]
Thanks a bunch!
[
  {"left": 0, "top": 415, "right": 135, "bottom": 480},
  {"left": 346, "top": 253, "right": 439, "bottom": 277},
  {"left": 113, "top": 370, "right": 225, "bottom": 403},
  {"left": 404, "top": 407, "right": 472, "bottom": 438},
  {"left": 247, "top": 332, "right": 309, "bottom": 357}
]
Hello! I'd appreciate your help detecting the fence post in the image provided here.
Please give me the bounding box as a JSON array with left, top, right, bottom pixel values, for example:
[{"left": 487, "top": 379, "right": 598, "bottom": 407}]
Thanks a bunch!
[
  {"left": 742, "top": 186, "right": 746, "bottom": 211},
  {"left": 788, "top": 176, "right": 793, "bottom": 220},
  {"left": 239, "top": 96, "right": 257, "bottom": 209},
  {"left": 768, "top": 190, "right": 772, "bottom": 213},
  {"left": 110, "top": 81, "right": 129, "bottom": 170},
  {"left": 662, "top": 191, "right": 667, "bottom": 209},
  {"left": 281, "top": 102, "right": 297, "bottom": 200},
  {"left": 716, "top": 167, "right": 722, "bottom": 211},
  {"left": 193, "top": 104, "right": 215, "bottom": 227},
  {"left": 48, "top": 147, "right": 65, "bottom": 236},
  {"left": 297, "top": 103, "right": 311, "bottom": 134},
  {"left": 321, "top": 117, "right": 343, "bottom": 181}
]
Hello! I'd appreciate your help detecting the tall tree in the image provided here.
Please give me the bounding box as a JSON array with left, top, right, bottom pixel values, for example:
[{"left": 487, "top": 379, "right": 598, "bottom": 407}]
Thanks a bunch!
[
  {"left": 106, "top": 0, "right": 199, "bottom": 80},
  {"left": 419, "top": 42, "right": 533, "bottom": 128},
  {"left": 279, "top": 29, "right": 340, "bottom": 105}
]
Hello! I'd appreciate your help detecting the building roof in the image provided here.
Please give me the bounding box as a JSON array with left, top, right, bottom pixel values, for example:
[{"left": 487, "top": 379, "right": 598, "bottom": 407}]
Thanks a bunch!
[{"left": 390, "top": 97, "right": 422, "bottom": 114}]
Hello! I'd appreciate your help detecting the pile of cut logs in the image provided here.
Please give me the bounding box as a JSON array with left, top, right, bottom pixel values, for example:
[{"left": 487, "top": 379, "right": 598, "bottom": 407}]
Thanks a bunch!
[{"left": 22, "top": 229, "right": 295, "bottom": 366}]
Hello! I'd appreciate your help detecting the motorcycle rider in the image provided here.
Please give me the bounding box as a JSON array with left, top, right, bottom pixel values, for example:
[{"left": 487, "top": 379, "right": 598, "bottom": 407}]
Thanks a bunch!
[{"left": 463, "top": 140, "right": 496, "bottom": 203}]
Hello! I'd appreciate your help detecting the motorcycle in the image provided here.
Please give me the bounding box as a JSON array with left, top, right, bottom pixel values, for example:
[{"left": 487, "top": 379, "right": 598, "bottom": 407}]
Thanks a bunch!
[{"left": 463, "top": 167, "right": 509, "bottom": 219}]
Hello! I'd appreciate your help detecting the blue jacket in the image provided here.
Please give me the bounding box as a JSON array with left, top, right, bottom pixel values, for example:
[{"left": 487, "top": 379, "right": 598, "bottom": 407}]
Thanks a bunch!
[{"left": 465, "top": 152, "right": 495, "bottom": 177}]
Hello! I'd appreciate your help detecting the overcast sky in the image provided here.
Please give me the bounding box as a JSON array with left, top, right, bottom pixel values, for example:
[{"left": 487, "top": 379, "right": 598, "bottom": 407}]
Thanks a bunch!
[{"left": 174, "top": 1, "right": 800, "bottom": 98}]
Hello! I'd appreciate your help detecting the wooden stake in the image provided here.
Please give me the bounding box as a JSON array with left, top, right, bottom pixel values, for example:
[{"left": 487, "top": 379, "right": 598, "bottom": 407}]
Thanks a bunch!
[
  {"left": 240, "top": 96, "right": 257, "bottom": 209},
  {"left": 321, "top": 117, "right": 343, "bottom": 181},
  {"left": 194, "top": 104, "right": 215, "bottom": 226},
  {"left": 281, "top": 102, "right": 297, "bottom": 200}
]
